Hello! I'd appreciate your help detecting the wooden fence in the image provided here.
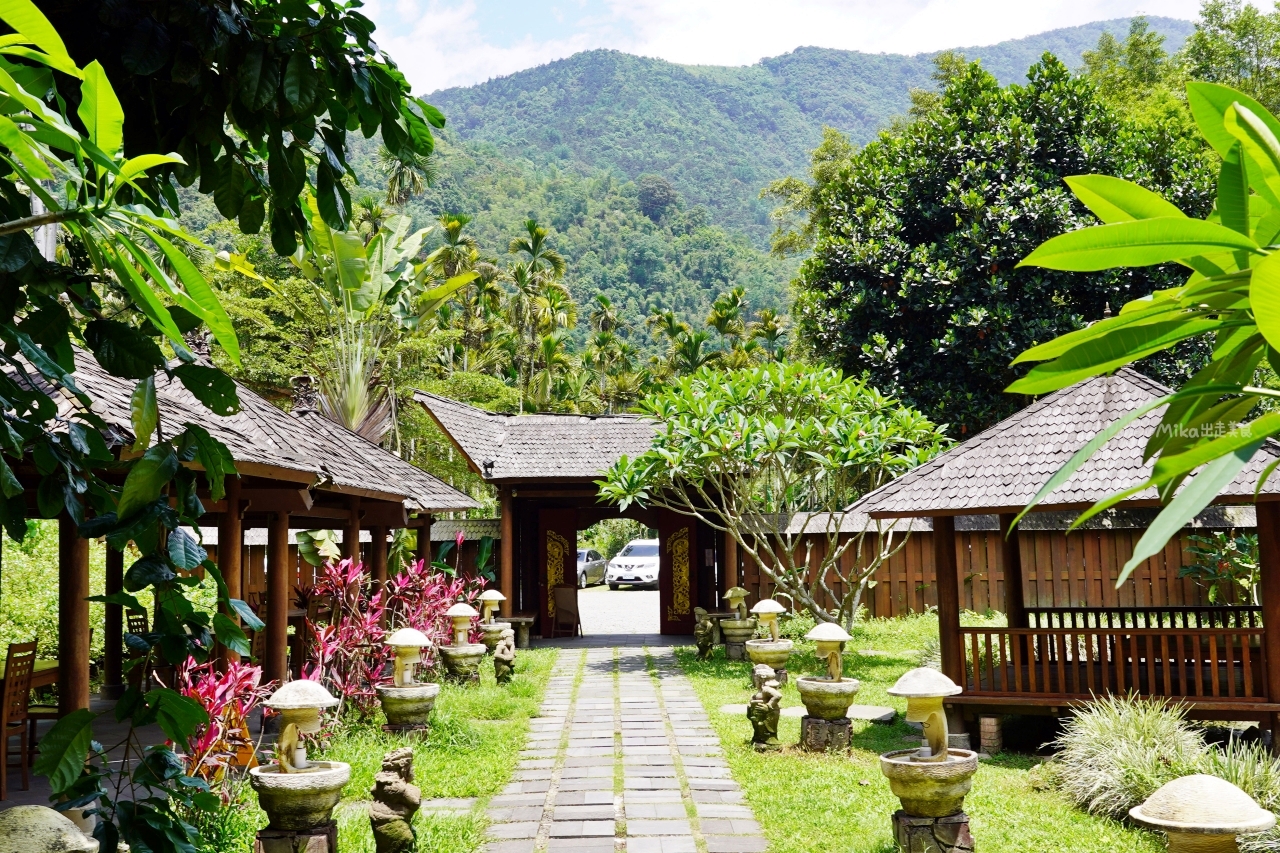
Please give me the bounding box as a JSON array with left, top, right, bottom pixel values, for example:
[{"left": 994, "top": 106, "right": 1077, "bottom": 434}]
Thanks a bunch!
[{"left": 739, "top": 528, "right": 1233, "bottom": 619}]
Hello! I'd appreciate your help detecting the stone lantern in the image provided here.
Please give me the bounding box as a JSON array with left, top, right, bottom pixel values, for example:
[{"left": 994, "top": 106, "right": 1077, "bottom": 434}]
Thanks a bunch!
[
  {"left": 719, "top": 587, "right": 756, "bottom": 660},
  {"left": 0, "top": 806, "right": 97, "bottom": 853},
  {"left": 1130, "top": 774, "right": 1275, "bottom": 853},
  {"left": 745, "top": 599, "right": 793, "bottom": 684},
  {"left": 439, "top": 601, "right": 486, "bottom": 684},
  {"left": 376, "top": 627, "right": 440, "bottom": 731},
  {"left": 477, "top": 589, "right": 512, "bottom": 653},
  {"left": 249, "top": 680, "right": 350, "bottom": 850},
  {"left": 879, "top": 668, "right": 978, "bottom": 852},
  {"left": 795, "top": 622, "right": 859, "bottom": 750}
]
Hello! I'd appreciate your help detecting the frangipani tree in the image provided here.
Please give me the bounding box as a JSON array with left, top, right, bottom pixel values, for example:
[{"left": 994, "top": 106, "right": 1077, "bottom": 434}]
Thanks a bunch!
[
  {"left": 598, "top": 363, "right": 949, "bottom": 629},
  {"left": 1012, "top": 82, "right": 1280, "bottom": 584},
  {"left": 289, "top": 198, "right": 474, "bottom": 439}
]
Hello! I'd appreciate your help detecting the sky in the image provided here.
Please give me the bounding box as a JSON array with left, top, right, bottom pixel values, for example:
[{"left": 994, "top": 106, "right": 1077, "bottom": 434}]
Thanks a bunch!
[{"left": 362, "top": 0, "right": 1203, "bottom": 94}]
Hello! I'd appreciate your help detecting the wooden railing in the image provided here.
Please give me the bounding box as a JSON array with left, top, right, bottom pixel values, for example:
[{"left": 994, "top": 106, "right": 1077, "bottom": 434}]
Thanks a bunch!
[
  {"left": 1025, "top": 606, "right": 1263, "bottom": 630},
  {"left": 960, "top": 627, "right": 1268, "bottom": 703}
]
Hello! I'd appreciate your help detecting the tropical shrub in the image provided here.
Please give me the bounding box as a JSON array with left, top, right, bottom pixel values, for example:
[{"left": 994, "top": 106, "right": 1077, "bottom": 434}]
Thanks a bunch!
[
  {"left": 175, "top": 658, "right": 271, "bottom": 797},
  {"left": 1182, "top": 531, "right": 1260, "bottom": 604}
]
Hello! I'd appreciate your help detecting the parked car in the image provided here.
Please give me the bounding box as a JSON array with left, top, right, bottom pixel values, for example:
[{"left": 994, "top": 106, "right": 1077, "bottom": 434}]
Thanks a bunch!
[
  {"left": 606, "top": 539, "right": 661, "bottom": 590},
  {"left": 577, "top": 548, "right": 608, "bottom": 587}
]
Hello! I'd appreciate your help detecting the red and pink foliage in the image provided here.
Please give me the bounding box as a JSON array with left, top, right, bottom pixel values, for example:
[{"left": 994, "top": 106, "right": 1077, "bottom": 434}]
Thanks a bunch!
[
  {"left": 176, "top": 657, "right": 272, "bottom": 797},
  {"left": 303, "top": 558, "right": 485, "bottom": 717}
]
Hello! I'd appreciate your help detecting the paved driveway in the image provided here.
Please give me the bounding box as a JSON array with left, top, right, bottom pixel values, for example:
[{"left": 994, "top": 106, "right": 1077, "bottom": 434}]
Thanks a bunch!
[{"left": 578, "top": 585, "right": 660, "bottom": 635}]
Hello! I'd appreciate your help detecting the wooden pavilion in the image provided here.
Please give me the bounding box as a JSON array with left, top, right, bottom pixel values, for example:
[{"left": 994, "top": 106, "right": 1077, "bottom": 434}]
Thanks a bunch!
[
  {"left": 416, "top": 392, "right": 732, "bottom": 636},
  {"left": 853, "top": 368, "right": 1280, "bottom": 732},
  {"left": 36, "top": 357, "right": 475, "bottom": 716}
]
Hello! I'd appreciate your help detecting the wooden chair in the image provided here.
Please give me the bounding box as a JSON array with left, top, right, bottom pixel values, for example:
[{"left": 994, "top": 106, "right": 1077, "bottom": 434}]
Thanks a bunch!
[
  {"left": 551, "top": 585, "right": 582, "bottom": 638},
  {"left": 1, "top": 642, "right": 36, "bottom": 800},
  {"left": 125, "top": 611, "right": 150, "bottom": 692}
]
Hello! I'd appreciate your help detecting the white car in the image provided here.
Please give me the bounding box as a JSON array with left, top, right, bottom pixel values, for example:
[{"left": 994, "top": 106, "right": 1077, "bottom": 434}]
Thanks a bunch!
[{"left": 606, "top": 539, "right": 660, "bottom": 590}]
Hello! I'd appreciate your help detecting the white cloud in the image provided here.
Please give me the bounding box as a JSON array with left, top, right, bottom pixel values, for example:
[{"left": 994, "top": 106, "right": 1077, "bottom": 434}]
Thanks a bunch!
[{"left": 367, "top": 0, "right": 1203, "bottom": 94}]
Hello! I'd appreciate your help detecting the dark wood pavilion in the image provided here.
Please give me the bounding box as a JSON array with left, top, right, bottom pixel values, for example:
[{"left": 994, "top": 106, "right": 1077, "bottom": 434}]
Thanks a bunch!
[
  {"left": 854, "top": 368, "right": 1280, "bottom": 732},
  {"left": 416, "top": 392, "right": 732, "bottom": 636},
  {"left": 39, "top": 358, "right": 475, "bottom": 716}
]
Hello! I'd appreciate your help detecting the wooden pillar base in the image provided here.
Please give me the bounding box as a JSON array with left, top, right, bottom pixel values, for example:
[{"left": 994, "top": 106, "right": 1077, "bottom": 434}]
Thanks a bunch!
[
  {"left": 800, "top": 716, "right": 851, "bottom": 752},
  {"left": 255, "top": 821, "right": 337, "bottom": 853},
  {"left": 892, "top": 811, "right": 973, "bottom": 853}
]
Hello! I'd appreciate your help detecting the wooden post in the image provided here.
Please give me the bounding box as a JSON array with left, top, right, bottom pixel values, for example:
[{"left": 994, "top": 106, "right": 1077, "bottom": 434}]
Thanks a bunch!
[
  {"left": 101, "top": 546, "right": 125, "bottom": 699},
  {"left": 343, "top": 495, "right": 362, "bottom": 563},
  {"left": 1256, "top": 502, "right": 1280, "bottom": 744},
  {"left": 723, "top": 531, "right": 738, "bottom": 591},
  {"left": 369, "top": 525, "right": 388, "bottom": 586},
  {"left": 998, "top": 514, "right": 1028, "bottom": 629},
  {"left": 265, "top": 511, "right": 290, "bottom": 687},
  {"left": 415, "top": 515, "right": 432, "bottom": 566},
  {"left": 500, "top": 487, "right": 514, "bottom": 617},
  {"left": 217, "top": 475, "right": 243, "bottom": 668},
  {"left": 932, "top": 515, "right": 965, "bottom": 686},
  {"left": 58, "top": 514, "right": 90, "bottom": 715}
]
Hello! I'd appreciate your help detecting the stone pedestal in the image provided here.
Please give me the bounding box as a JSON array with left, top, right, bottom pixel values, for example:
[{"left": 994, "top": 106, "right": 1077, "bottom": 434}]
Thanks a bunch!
[
  {"left": 507, "top": 617, "right": 535, "bottom": 649},
  {"left": 381, "top": 723, "right": 431, "bottom": 737},
  {"left": 800, "top": 715, "right": 851, "bottom": 751},
  {"left": 979, "top": 716, "right": 1001, "bottom": 755},
  {"left": 891, "top": 811, "right": 973, "bottom": 853},
  {"left": 725, "top": 642, "right": 746, "bottom": 661},
  {"left": 255, "top": 821, "right": 337, "bottom": 853}
]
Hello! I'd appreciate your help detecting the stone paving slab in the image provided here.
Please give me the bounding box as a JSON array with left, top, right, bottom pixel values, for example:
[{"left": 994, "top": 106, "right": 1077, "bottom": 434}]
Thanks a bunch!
[
  {"left": 705, "top": 836, "right": 769, "bottom": 852},
  {"left": 628, "top": 837, "right": 698, "bottom": 853},
  {"left": 628, "top": 819, "right": 693, "bottom": 835}
]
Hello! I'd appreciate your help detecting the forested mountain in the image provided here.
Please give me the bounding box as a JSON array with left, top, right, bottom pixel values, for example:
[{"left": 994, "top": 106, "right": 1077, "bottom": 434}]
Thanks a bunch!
[{"left": 425, "top": 17, "right": 1194, "bottom": 242}]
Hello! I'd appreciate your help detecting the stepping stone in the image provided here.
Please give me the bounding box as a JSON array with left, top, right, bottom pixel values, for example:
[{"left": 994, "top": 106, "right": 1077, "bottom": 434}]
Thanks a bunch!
[
  {"left": 549, "top": 820, "right": 615, "bottom": 837},
  {"left": 701, "top": 819, "right": 762, "bottom": 835},
  {"left": 846, "top": 705, "right": 896, "bottom": 723},
  {"left": 628, "top": 838, "right": 697, "bottom": 853},
  {"left": 625, "top": 803, "right": 687, "bottom": 819},
  {"left": 554, "top": 805, "right": 616, "bottom": 820},
  {"left": 488, "top": 806, "right": 545, "bottom": 822},
  {"left": 487, "top": 822, "right": 540, "bottom": 840},
  {"left": 627, "top": 819, "right": 692, "bottom": 836},
  {"left": 484, "top": 841, "right": 536, "bottom": 853},
  {"left": 546, "top": 840, "right": 616, "bottom": 853},
  {"left": 705, "top": 836, "right": 768, "bottom": 853},
  {"left": 718, "top": 704, "right": 805, "bottom": 717}
]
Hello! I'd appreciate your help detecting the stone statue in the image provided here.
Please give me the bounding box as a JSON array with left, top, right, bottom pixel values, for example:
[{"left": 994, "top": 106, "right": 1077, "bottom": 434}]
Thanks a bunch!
[
  {"left": 694, "top": 608, "right": 715, "bottom": 660},
  {"left": 494, "top": 627, "right": 516, "bottom": 684},
  {"left": 747, "top": 664, "right": 782, "bottom": 750},
  {"left": 370, "top": 747, "right": 421, "bottom": 853}
]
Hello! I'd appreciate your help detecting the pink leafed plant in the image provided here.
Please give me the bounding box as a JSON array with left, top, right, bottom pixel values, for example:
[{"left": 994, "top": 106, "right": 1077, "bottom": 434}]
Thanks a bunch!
[
  {"left": 303, "top": 558, "right": 487, "bottom": 718},
  {"left": 175, "top": 656, "right": 272, "bottom": 798}
]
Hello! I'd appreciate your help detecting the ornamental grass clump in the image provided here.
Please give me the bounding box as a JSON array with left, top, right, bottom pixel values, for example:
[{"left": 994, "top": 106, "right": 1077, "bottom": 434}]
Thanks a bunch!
[{"left": 1051, "top": 694, "right": 1206, "bottom": 819}]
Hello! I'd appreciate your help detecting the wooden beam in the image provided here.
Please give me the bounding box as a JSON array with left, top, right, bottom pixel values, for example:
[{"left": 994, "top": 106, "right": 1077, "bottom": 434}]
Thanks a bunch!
[
  {"left": 1258, "top": 503, "right": 1280, "bottom": 734},
  {"left": 101, "top": 546, "right": 125, "bottom": 699},
  {"left": 343, "top": 495, "right": 362, "bottom": 562},
  {"left": 370, "top": 525, "right": 388, "bottom": 586},
  {"left": 998, "top": 514, "right": 1027, "bottom": 629},
  {"left": 500, "top": 488, "right": 514, "bottom": 617},
  {"left": 265, "top": 511, "right": 290, "bottom": 687},
  {"left": 933, "top": 515, "right": 965, "bottom": 686},
  {"left": 217, "top": 475, "right": 243, "bottom": 668},
  {"left": 723, "top": 531, "right": 738, "bottom": 591},
  {"left": 58, "top": 514, "right": 90, "bottom": 715}
]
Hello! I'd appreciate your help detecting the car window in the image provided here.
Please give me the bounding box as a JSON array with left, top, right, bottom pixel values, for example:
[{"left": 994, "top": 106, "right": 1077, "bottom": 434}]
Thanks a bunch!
[
  {"left": 619, "top": 541, "right": 659, "bottom": 557},
  {"left": 590, "top": 551, "right": 602, "bottom": 561},
  {"left": 577, "top": 549, "right": 587, "bottom": 560}
]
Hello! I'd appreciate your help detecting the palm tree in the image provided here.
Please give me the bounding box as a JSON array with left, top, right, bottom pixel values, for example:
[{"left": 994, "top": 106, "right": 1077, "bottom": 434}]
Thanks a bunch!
[
  {"left": 377, "top": 145, "right": 436, "bottom": 206},
  {"left": 646, "top": 308, "right": 689, "bottom": 343},
  {"left": 351, "top": 195, "right": 387, "bottom": 245},
  {"left": 670, "top": 330, "right": 721, "bottom": 374},
  {"left": 749, "top": 308, "right": 789, "bottom": 360},
  {"left": 590, "top": 293, "right": 625, "bottom": 334},
  {"left": 530, "top": 330, "right": 573, "bottom": 408},
  {"left": 536, "top": 283, "right": 578, "bottom": 333},
  {"left": 707, "top": 286, "right": 747, "bottom": 342},
  {"left": 509, "top": 219, "right": 566, "bottom": 280},
  {"left": 426, "top": 213, "right": 479, "bottom": 278}
]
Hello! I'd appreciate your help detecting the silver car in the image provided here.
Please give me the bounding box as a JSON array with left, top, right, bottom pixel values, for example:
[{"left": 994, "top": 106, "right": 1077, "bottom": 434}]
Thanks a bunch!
[{"left": 577, "top": 548, "right": 608, "bottom": 587}]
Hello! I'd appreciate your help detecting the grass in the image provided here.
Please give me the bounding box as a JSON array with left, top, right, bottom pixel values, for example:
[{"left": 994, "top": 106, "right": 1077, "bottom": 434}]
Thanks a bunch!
[
  {"left": 205, "top": 647, "right": 558, "bottom": 853},
  {"left": 676, "top": 611, "right": 1162, "bottom": 853}
]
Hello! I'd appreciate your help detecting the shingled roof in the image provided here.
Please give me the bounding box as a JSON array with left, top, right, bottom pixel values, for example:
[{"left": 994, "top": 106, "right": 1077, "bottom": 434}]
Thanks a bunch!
[
  {"left": 60, "top": 354, "right": 476, "bottom": 514},
  {"left": 855, "top": 368, "right": 1280, "bottom": 519},
  {"left": 414, "top": 391, "right": 657, "bottom": 482}
]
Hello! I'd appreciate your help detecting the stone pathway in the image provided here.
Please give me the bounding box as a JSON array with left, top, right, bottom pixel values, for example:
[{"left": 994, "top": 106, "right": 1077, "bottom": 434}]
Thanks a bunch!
[{"left": 485, "top": 647, "right": 767, "bottom": 853}]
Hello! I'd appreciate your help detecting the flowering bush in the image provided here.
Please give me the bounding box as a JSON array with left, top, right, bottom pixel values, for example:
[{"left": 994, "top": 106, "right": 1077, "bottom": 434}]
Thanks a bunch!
[
  {"left": 304, "top": 558, "right": 485, "bottom": 717},
  {"left": 176, "top": 658, "right": 272, "bottom": 798}
]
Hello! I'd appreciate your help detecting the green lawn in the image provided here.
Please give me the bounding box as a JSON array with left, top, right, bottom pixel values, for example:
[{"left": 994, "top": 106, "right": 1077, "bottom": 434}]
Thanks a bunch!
[
  {"left": 675, "top": 613, "right": 1162, "bottom": 853},
  {"left": 203, "top": 647, "right": 558, "bottom": 853}
]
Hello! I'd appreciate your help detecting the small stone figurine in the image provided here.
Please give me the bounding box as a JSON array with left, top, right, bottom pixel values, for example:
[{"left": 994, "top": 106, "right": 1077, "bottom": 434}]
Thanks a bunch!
[
  {"left": 370, "top": 747, "right": 421, "bottom": 853},
  {"left": 746, "top": 664, "right": 782, "bottom": 750},
  {"left": 694, "top": 608, "right": 715, "bottom": 660},
  {"left": 494, "top": 627, "right": 517, "bottom": 684}
]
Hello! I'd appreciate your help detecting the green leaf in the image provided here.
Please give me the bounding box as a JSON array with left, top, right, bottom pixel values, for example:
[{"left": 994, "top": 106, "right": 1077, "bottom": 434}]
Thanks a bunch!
[
  {"left": 124, "top": 555, "right": 175, "bottom": 591},
  {"left": 117, "top": 444, "right": 178, "bottom": 520},
  {"left": 0, "top": 114, "right": 52, "bottom": 180},
  {"left": 100, "top": 240, "right": 185, "bottom": 345},
  {"left": 1152, "top": 408, "right": 1280, "bottom": 485},
  {"left": 150, "top": 689, "right": 208, "bottom": 748},
  {"left": 0, "top": 455, "right": 21, "bottom": 499},
  {"left": 144, "top": 230, "right": 240, "bottom": 365},
  {"left": 229, "top": 598, "right": 264, "bottom": 632},
  {"left": 239, "top": 194, "right": 265, "bottom": 235},
  {"left": 32, "top": 708, "right": 95, "bottom": 793},
  {"left": 315, "top": 160, "right": 350, "bottom": 230},
  {"left": 1118, "top": 443, "right": 1261, "bottom": 585},
  {"left": 84, "top": 319, "right": 165, "bottom": 381},
  {"left": 1218, "top": 143, "right": 1251, "bottom": 236},
  {"left": 0, "top": 0, "right": 79, "bottom": 78},
  {"left": 182, "top": 424, "right": 236, "bottom": 502},
  {"left": 76, "top": 60, "right": 123, "bottom": 156},
  {"left": 1225, "top": 102, "right": 1280, "bottom": 209},
  {"left": 214, "top": 159, "right": 247, "bottom": 220},
  {"left": 1012, "top": 300, "right": 1185, "bottom": 365},
  {"left": 283, "top": 53, "right": 317, "bottom": 110},
  {"left": 130, "top": 376, "right": 157, "bottom": 452},
  {"left": 118, "top": 153, "right": 184, "bottom": 185},
  {"left": 238, "top": 46, "right": 279, "bottom": 112},
  {"left": 167, "top": 528, "right": 206, "bottom": 571},
  {"left": 1007, "top": 318, "right": 1222, "bottom": 395},
  {"left": 213, "top": 613, "right": 250, "bottom": 657},
  {"left": 1252, "top": 251, "right": 1280, "bottom": 351},
  {"left": 1065, "top": 175, "right": 1186, "bottom": 223},
  {"left": 173, "top": 364, "right": 239, "bottom": 416},
  {"left": 1018, "top": 218, "right": 1260, "bottom": 271},
  {"left": 1188, "top": 81, "right": 1280, "bottom": 159}
]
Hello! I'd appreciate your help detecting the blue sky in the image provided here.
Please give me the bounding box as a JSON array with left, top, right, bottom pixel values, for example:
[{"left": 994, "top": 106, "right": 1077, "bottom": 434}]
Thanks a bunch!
[{"left": 362, "top": 1, "right": 1201, "bottom": 94}]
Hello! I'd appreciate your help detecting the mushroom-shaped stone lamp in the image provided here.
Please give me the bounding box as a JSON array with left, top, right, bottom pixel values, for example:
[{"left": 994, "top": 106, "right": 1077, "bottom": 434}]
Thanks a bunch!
[
  {"left": 264, "top": 679, "right": 339, "bottom": 771},
  {"left": 385, "top": 627, "right": 431, "bottom": 688},
  {"left": 1130, "top": 774, "right": 1275, "bottom": 853},
  {"left": 887, "top": 667, "right": 962, "bottom": 762},
  {"left": 478, "top": 589, "right": 506, "bottom": 624},
  {"left": 805, "top": 622, "right": 852, "bottom": 681},
  {"left": 723, "top": 587, "right": 750, "bottom": 620},
  {"left": 751, "top": 599, "right": 787, "bottom": 641},
  {"left": 446, "top": 601, "right": 478, "bottom": 646}
]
